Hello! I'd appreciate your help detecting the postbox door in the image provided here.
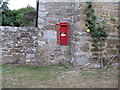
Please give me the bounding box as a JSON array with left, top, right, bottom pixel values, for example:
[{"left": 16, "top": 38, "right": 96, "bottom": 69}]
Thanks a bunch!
[{"left": 60, "top": 23, "right": 68, "bottom": 45}]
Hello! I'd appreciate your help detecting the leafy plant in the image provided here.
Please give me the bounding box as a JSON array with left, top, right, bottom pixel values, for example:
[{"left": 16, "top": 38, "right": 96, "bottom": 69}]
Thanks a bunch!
[
  {"left": 110, "top": 16, "right": 116, "bottom": 22},
  {"left": 85, "top": 2, "right": 109, "bottom": 68},
  {"left": 1, "top": 1, "right": 36, "bottom": 27},
  {"left": 15, "top": 6, "right": 35, "bottom": 26}
]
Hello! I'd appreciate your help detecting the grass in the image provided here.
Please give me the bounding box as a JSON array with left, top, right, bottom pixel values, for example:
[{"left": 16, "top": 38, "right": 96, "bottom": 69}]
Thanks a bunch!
[{"left": 1, "top": 64, "right": 119, "bottom": 88}]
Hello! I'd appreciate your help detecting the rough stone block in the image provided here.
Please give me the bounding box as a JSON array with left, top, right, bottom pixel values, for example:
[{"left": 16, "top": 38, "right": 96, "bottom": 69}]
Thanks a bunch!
[
  {"left": 38, "top": 40, "right": 47, "bottom": 46},
  {"left": 38, "top": 12, "right": 49, "bottom": 17},
  {"left": 43, "top": 25, "right": 54, "bottom": 30},
  {"left": 76, "top": 56, "right": 89, "bottom": 65},
  {"left": 48, "top": 19, "right": 57, "bottom": 24},
  {"left": 107, "top": 49, "right": 117, "bottom": 55},
  {"left": 39, "top": 4, "right": 46, "bottom": 11},
  {"left": 26, "top": 59, "right": 31, "bottom": 63},
  {"left": 80, "top": 43, "right": 90, "bottom": 52},
  {"left": 43, "top": 30, "right": 57, "bottom": 40},
  {"left": 26, "top": 54, "right": 36, "bottom": 59},
  {"left": 107, "top": 39, "right": 118, "bottom": 45}
]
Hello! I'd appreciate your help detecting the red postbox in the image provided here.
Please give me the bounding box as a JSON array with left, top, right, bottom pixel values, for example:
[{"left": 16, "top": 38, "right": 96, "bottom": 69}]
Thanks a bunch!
[{"left": 55, "top": 22, "right": 70, "bottom": 45}]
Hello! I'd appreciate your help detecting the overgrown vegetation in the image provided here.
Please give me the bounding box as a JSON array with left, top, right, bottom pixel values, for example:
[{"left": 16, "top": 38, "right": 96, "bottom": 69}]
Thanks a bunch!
[
  {"left": 1, "top": 1, "right": 36, "bottom": 27},
  {"left": 85, "top": 2, "right": 109, "bottom": 68}
]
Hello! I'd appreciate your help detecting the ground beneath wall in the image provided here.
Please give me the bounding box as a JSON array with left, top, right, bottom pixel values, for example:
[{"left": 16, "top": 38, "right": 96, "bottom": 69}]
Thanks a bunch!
[{"left": 1, "top": 65, "right": 119, "bottom": 88}]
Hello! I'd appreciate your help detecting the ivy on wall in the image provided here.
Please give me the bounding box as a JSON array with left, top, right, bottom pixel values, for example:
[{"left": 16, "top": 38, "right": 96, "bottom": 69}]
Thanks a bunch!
[{"left": 85, "top": 2, "right": 109, "bottom": 68}]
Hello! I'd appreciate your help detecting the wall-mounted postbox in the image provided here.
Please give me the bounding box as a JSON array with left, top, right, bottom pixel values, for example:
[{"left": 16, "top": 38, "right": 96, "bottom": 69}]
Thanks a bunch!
[{"left": 55, "top": 22, "right": 70, "bottom": 45}]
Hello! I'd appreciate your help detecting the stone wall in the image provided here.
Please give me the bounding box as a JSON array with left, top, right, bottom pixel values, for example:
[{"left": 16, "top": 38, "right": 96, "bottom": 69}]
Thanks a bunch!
[
  {"left": 80, "top": 2, "right": 119, "bottom": 64},
  {"left": 0, "top": 1, "right": 119, "bottom": 68},
  {"left": 37, "top": 1, "right": 93, "bottom": 67},
  {"left": 0, "top": 26, "right": 72, "bottom": 66},
  {"left": 0, "top": 27, "right": 39, "bottom": 65},
  {"left": 37, "top": 1, "right": 119, "bottom": 67}
]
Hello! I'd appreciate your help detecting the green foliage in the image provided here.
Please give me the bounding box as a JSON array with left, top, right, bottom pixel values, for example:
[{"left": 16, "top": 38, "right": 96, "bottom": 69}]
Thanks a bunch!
[
  {"left": 1, "top": 2, "right": 36, "bottom": 27},
  {"left": 14, "top": 6, "right": 35, "bottom": 26},
  {"left": 110, "top": 16, "right": 116, "bottom": 22},
  {"left": 2, "top": 10, "right": 16, "bottom": 26},
  {"left": 85, "top": 2, "right": 109, "bottom": 68},
  {"left": 1, "top": 2, "right": 9, "bottom": 11}
]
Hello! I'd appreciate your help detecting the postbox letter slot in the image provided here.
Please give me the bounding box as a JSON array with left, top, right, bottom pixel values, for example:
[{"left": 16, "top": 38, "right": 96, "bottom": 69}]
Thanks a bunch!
[{"left": 61, "top": 25, "right": 67, "bottom": 27}]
